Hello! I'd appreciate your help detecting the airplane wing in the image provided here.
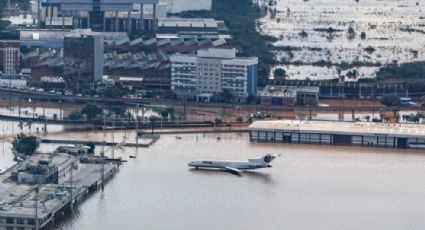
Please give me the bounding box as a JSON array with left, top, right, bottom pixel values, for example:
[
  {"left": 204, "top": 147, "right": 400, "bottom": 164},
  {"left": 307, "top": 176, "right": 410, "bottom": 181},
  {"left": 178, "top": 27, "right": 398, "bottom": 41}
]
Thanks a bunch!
[{"left": 224, "top": 167, "right": 242, "bottom": 174}]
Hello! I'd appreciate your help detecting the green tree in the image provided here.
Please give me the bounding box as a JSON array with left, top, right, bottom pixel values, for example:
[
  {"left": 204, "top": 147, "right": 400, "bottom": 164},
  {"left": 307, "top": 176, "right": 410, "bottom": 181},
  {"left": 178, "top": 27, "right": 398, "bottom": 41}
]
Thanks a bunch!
[
  {"left": 220, "top": 89, "right": 234, "bottom": 103},
  {"left": 364, "top": 115, "right": 371, "bottom": 122},
  {"left": 98, "top": 83, "right": 130, "bottom": 98},
  {"left": 12, "top": 133, "right": 39, "bottom": 156},
  {"left": 226, "top": 122, "right": 232, "bottom": 130},
  {"left": 273, "top": 68, "right": 286, "bottom": 78},
  {"left": 149, "top": 116, "right": 158, "bottom": 134},
  {"left": 215, "top": 118, "right": 223, "bottom": 126},
  {"left": 81, "top": 104, "right": 103, "bottom": 121},
  {"left": 109, "top": 104, "right": 127, "bottom": 117},
  {"left": 124, "top": 111, "right": 134, "bottom": 125},
  {"left": 160, "top": 111, "right": 169, "bottom": 119},
  {"left": 67, "top": 111, "right": 83, "bottom": 120},
  {"left": 166, "top": 107, "right": 175, "bottom": 120},
  {"left": 381, "top": 95, "right": 401, "bottom": 107},
  {"left": 86, "top": 141, "right": 96, "bottom": 153},
  {"left": 26, "top": 120, "right": 33, "bottom": 133},
  {"left": 236, "top": 116, "right": 243, "bottom": 129}
]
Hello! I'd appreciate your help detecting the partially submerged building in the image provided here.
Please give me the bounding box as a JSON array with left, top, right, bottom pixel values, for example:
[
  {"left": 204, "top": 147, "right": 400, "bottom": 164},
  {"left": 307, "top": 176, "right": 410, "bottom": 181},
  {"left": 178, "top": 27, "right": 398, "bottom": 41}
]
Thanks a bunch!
[{"left": 248, "top": 120, "right": 425, "bottom": 149}]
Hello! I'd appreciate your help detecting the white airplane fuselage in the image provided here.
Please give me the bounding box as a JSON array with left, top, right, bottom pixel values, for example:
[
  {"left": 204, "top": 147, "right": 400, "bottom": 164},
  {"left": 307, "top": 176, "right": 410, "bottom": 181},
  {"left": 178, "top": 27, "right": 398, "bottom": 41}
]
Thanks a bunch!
[
  {"left": 189, "top": 160, "right": 271, "bottom": 170},
  {"left": 188, "top": 154, "right": 278, "bottom": 173}
]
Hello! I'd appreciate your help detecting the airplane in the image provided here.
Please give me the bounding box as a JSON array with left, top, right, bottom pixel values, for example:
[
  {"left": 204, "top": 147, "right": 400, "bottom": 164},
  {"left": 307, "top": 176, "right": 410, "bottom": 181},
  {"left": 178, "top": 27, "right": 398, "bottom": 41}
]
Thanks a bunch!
[{"left": 188, "top": 154, "right": 279, "bottom": 174}]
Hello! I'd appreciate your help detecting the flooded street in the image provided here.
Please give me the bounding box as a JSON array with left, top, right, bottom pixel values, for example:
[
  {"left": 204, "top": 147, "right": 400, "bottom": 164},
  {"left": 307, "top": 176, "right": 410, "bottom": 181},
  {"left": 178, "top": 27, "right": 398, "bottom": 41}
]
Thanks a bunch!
[{"left": 48, "top": 133, "right": 425, "bottom": 230}]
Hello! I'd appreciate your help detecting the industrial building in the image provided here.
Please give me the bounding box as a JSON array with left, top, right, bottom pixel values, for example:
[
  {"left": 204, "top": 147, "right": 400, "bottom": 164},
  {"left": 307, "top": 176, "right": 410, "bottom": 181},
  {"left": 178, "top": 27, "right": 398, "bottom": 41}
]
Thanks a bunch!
[
  {"left": 0, "top": 41, "right": 20, "bottom": 75},
  {"left": 248, "top": 120, "right": 425, "bottom": 149},
  {"left": 19, "top": 29, "right": 128, "bottom": 48},
  {"left": 63, "top": 32, "right": 104, "bottom": 89},
  {"left": 267, "top": 79, "right": 409, "bottom": 99},
  {"left": 39, "top": 0, "right": 160, "bottom": 34},
  {"left": 160, "top": 0, "right": 212, "bottom": 13},
  {"left": 260, "top": 85, "right": 319, "bottom": 106},
  {"left": 157, "top": 18, "right": 228, "bottom": 39},
  {"left": 170, "top": 48, "right": 258, "bottom": 98}
]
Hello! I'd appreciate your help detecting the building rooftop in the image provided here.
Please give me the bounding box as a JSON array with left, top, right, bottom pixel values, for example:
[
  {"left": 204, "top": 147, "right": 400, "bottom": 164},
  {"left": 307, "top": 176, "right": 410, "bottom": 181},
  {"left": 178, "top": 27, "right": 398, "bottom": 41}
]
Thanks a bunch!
[
  {"left": 248, "top": 120, "right": 425, "bottom": 139},
  {"left": 0, "top": 183, "right": 73, "bottom": 219},
  {"left": 158, "top": 18, "right": 218, "bottom": 28},
  {"left": 261, "top": 85, "right": 320, "bottom": 97},
  {"left": 261, "top": 86, "right": 297, "bottom": 98}
]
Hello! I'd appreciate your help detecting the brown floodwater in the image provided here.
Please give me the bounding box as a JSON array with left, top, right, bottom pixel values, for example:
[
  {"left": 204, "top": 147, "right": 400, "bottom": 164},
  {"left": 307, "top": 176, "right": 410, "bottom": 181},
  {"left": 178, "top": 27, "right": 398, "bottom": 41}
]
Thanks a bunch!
[{"left": 50, "top": 132, "right": 425, "bottom": 230}]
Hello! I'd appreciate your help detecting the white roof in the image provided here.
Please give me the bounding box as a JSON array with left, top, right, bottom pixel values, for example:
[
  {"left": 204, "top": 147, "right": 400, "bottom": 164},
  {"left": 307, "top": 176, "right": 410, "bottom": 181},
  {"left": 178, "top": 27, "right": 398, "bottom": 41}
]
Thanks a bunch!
[{"left": 249, "top": 120, "right": 425, "bottom": 139}]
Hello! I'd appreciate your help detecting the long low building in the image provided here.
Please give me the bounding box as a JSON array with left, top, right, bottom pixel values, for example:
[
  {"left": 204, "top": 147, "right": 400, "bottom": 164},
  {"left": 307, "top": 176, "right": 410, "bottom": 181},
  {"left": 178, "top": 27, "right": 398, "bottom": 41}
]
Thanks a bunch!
[
  {"left": 248, "top": 120, "right": 425, "bottom": 149},
  {"left": 260, "top": 85, "right": 319, "bottom": 106}
]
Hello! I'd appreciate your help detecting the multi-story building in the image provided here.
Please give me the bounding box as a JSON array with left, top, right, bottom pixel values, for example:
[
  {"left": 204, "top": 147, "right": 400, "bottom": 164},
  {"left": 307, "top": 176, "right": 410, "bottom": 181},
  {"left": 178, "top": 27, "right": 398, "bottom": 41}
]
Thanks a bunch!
[
  {"left": 170, "top": 48, "right": 258, "bottom": 98},
  {"left": 39, "top": 0, "right": 159, "bottom": 34},
  {"left": 63, "top": 32, "right": 103, "bottom": 90},
  {"left": 0, "top": 41, "right": 20, "bottom": 75}
]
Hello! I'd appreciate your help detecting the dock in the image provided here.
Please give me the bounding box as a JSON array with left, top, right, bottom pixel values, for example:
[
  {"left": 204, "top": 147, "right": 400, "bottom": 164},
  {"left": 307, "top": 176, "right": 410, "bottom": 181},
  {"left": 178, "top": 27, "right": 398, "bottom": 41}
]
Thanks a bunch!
[
  {"left": 40, "top": 137, "right": 159, "bottom": 148},
  {"left": 140, "top": 129, "right": 247, "bottom": 135},
  {"left": 0, "top": 153, "right": 118, "bottom": 230}
]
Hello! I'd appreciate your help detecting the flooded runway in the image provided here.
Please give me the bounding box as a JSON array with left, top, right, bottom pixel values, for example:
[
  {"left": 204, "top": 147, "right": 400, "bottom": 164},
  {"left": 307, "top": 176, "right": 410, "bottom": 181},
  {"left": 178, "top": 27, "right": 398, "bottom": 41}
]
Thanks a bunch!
[{"left": 53, "top": 133, "right": 425, "bottom": 230}]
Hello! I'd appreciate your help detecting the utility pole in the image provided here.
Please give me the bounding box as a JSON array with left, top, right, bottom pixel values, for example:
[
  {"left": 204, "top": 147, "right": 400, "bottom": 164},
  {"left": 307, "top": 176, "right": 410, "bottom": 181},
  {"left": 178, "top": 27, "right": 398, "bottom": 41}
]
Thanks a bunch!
[
  {"left": 112, "top": 118, "right": 115, "bottom": 159},
  {"left": 18, "top": 95, "right": 21, "bottom": 118},
  {"left": 2, "top": 123, "right": 4, "bottom": 157},
  {"left": 70, "top": 161, "right": 74, "bottom": 209},
  {"left": 35, "top": 186, "right": 39, "bottom": 230},
  {"left": 101, "top": 113, "right": 105, "bottom": 191},
  {"left": 135, "top": 100, "right": 139, "bottom": 157},
  {"left": 59, "top": 96, "right": 63, "bottom": 119}
]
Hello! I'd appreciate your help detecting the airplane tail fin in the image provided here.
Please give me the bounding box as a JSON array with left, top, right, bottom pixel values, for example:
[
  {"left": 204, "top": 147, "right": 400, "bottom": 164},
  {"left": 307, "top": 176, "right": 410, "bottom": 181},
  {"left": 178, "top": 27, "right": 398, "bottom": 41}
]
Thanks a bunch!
[{"left": 250, "top": 154, "right": 279, "bottom": 165}]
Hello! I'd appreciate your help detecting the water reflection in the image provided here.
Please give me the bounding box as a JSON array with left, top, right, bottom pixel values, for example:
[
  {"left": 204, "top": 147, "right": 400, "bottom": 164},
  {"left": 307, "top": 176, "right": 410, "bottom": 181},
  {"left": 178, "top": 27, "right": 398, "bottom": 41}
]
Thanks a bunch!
[
  {"left": 243, "top": 171, "right": 273, "bottom": 184},
  {"left": 188, "top": 168, "right": 274, "bottom": 184}
]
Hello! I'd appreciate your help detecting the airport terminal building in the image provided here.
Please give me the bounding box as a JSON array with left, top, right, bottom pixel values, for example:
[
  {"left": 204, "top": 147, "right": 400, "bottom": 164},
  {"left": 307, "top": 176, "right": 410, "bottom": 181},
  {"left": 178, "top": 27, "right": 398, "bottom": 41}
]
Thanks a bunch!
[{"left": 248, "top": 120, "right": 425, "bottom": 149}]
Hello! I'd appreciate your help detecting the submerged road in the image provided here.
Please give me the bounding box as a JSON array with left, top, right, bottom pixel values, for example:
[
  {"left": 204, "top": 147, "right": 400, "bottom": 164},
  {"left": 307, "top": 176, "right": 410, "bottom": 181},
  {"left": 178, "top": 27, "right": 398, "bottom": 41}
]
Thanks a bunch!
[{"left": 0, "top": 87, "right": 423, "bottom": 113}]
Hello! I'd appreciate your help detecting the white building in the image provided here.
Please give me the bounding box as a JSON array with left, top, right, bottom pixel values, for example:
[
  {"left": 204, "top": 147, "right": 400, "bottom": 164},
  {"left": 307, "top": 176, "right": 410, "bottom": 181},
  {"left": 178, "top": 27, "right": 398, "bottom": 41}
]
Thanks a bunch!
[{"left": 170, "top": 48, "right": 258, "bottom": 98}]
